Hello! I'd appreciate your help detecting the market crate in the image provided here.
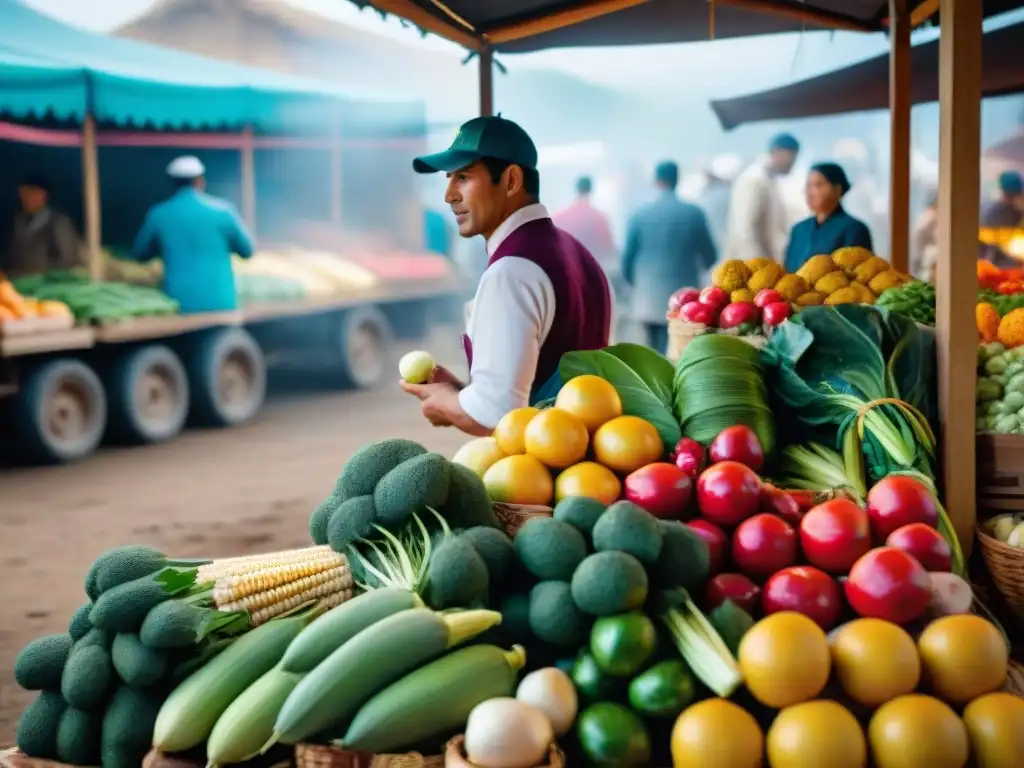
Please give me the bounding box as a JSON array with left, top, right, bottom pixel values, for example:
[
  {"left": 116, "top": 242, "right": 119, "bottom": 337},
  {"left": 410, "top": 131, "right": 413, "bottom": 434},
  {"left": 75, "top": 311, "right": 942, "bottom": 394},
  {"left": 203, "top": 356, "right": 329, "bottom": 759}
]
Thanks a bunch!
[
  {"left": 295, "top": 744, "right": 442, "bottom": 768},
  {"left": 666, "top": 318, "right": 766, "bottom": 364},
  {"left": 492, "top": 503, "right": 552, "bottom": 538},
  {"left": 977, "top": 433, "right": 1024, "bottom": 517}
]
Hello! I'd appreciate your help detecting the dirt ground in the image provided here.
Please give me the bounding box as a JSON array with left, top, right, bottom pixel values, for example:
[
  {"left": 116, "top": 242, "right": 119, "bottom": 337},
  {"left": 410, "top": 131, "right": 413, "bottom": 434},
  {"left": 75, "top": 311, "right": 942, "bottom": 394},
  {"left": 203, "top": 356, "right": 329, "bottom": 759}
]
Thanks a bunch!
[{"left": 0, "top": 332, "right": 468, "bottom": 741}]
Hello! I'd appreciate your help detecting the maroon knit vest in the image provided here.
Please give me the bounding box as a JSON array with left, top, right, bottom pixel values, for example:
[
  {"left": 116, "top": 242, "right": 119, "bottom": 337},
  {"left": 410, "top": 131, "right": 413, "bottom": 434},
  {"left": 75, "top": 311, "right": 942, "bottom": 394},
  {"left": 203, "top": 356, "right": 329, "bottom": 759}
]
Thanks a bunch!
[{"left": 462, "top": 217, "right": 612, "bottom": 396}]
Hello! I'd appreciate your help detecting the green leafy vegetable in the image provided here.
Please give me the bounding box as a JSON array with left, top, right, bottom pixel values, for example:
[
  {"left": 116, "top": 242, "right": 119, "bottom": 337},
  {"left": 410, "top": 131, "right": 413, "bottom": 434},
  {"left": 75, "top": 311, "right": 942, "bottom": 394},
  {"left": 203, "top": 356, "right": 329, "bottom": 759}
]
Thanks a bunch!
[{"left": 602, "top": 343, "right": 675, "bottom": 408}]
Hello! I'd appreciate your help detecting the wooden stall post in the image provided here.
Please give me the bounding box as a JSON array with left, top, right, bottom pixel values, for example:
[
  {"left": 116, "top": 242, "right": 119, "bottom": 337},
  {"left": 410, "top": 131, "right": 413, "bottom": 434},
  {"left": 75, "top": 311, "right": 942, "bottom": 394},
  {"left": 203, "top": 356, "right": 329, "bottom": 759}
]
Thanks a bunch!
[
  {"left": 935, "top": 0, "right": 982, "bottom": 552},
  {"left": 241, "top": 125, "right": 257, "bottom": 232},
  {"left": 888, "top": 0, "right": 911, "bottom": 272},
  {"left": 81, "top": 114, "right": 102, "bottom": 281},
  {"left": 479, "top": 48, "right": 494, "bottom": 118}
]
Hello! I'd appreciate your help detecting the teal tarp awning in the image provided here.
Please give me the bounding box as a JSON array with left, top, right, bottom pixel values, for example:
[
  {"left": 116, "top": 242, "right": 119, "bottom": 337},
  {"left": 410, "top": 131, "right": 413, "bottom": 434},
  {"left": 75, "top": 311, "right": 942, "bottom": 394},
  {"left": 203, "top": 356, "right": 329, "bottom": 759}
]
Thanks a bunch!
[{"left": 0, "top": 0, "right": 419, "bottom": 132}]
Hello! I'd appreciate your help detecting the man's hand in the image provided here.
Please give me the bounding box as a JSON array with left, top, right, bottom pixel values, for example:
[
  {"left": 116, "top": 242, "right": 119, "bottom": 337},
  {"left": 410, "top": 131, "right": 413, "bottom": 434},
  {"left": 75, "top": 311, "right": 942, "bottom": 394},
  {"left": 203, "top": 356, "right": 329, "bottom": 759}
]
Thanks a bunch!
[
  {"left": 400, "top": 380, "right": 490, "bottom": 436},
  {"left": 428, "top": 365, "right": 465, "bottom": 389}
]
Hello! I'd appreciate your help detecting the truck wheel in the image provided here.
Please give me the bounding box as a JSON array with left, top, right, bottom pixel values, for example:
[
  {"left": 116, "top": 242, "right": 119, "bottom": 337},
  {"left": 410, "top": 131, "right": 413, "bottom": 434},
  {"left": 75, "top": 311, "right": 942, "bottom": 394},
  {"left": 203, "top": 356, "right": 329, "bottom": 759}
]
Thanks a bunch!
[
  {"left": 337, "top": 306, "right": 392, "bottom": 389},
  {"left": 11, "top": 358, "right": 107, "bottom": 464},
  {"left": 106, "top": 344, "right": 190, "bottom": 445},
  {"left": 186, "top": 327, "right": 266, "bottom": 428}
]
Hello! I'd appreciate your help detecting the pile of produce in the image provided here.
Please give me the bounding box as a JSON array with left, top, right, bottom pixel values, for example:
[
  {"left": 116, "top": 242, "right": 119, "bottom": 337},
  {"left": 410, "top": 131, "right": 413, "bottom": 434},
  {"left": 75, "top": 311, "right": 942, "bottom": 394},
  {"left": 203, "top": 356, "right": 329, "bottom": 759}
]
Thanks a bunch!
[
  {"left": 976, "top": 343, "right": 1024, "bottom": 434},
  {"left": 235, "top": 273, "right": 307, "bottom": 306},
  {"left": 233, "top": 250, "right": 377, "bottom": 299},
  {"left": 666, "top": 285, "right": 790, "bottom": 335},
  {"left": 876, "top": 280, "right": 936, "bottom": 325},
  {"left": 982, "top": 513, "right": 1024, "bottom": 547},
  {"left": 13, "top": 271, "right": 178, "bottom": 322},
  {"left": 0, "top": 278, "right": 72, "bottom": 325}
]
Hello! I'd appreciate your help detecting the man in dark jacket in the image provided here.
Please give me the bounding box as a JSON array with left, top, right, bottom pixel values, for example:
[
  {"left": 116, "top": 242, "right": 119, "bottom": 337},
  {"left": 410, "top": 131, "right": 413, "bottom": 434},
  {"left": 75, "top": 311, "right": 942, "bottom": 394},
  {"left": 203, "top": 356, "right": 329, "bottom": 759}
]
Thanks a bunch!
[
  {"left": 3, "top": 175, "right": 82, "bottom": 278},
  {"left": 622, "top": 161, "right": 717, "bottom": 354},
  {"left": 982, "top": 171, "right": 1024, "bottom": 267}
]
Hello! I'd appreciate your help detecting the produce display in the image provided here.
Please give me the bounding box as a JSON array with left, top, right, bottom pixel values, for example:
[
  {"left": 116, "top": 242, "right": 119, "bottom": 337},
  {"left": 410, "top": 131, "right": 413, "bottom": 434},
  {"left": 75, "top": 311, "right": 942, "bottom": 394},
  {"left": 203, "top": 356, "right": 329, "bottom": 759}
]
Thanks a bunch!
[
  {"left": 876, "top": 280, "right": 936, "bottom": 325},
  {"left": 0, "top": 277, "right": 73, "bottom": 328},
  {"left": 976, "top": 343, "right": 1024, "bottom": 434},
  {"left": 233, "top": 250, "right": 377, "bottom": 299},
  {"left": 982, "top": 513, "right": 1024, "bottom": 548},
  {"left": 13, "top": 271, "right": 179, "bottom": 323}
]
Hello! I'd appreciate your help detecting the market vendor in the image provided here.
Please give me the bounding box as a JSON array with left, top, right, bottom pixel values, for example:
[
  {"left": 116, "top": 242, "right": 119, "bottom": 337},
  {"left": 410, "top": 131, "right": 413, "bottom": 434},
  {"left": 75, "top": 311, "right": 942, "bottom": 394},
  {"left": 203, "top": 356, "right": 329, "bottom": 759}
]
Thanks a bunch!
[
  {"left": 2, "top": 175, "right": 83, "bottom": 278},
  {"left": 131, "top": 155, "right": 255, "bottom": 313},
  {"left": 783, "top": 162, "right": 874, "bottom": 273},
  {"left": 400, "top": 116, "right": 612, "bottom": 436},
  {"left": 980, "top": 170, "right": 1024, "bottom": 268}
]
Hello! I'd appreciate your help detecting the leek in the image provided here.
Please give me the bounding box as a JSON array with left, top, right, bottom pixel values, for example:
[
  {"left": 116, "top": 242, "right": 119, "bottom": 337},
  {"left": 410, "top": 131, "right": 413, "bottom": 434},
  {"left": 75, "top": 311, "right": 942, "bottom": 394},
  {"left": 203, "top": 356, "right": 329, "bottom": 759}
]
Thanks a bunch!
[
  {"left": 656, "top": 588, "right": 743, "bottom": 697},
  {"left": 775, "top": 442, "right": 866, "bottom": 500},
  {"left": 348, "top": 510, "right": 449, "bottom": 594}
]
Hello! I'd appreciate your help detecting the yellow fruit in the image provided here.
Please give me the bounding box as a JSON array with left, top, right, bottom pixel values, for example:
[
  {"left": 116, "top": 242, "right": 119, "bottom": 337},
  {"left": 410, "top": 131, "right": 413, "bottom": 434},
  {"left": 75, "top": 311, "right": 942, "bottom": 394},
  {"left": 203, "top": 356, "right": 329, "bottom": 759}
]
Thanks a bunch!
[
  {"left": 738, "top": 612, "right": 831, "bottom": 708},
  {"left": 712, "top": 259, "right": 751, "bottom": 292},
  {"left": 868, "top": 695, "right": 968, "bottom": 768},
  {"left": 748, "top": 262, "right": 784, "bottom": 292},
  {"left": 555, "top": 375, "right": 622, "bottom": 432},
  {"left": 671, "top": 698, "right": 764, "bottom": 768},
  {"left": 451, "top": 437, "right": 507, "bottom": 478},
  {"left": 731, "top": 288, "right": 755, "bottom": 303},
  {"left": 523, "top": 408, "right": 589, "bottom": 469},
  {"left": 917, "top": 615, "right": 1008, "bottom": 705},
  {"left": 767, "top": 700, "right": 867, "bottom": 768},
  {"left": 815, "top": 271, "right": 850, "bottom": 295},
  {"left": 962, "top": 692, "right": 1024, "bottom": 768},
  {"left": 555, "top": 462, "right": 622, "bottom": 505},
  {"left": 796, "top": 253, "right": 838, "bottom": 285},
  {"left": 482, "top": 454, "right": 554, "bottom": 506},
  {"left": 832, "top": 246, "right": 873, "bottom": 270},
  {"left": 493, "top": 407, "right": 540, "bottom": 455},
  {"left": 794, "top": 291, "right": 824, "bottom": 306},
  {"left": 592, "top": 416, "right": 663, "bottom": 474},
  {"left": 773, "top": 274, "right": 809, "bottom": 302},
  {"left": 830, "top": 618, "right": 920, "bottom": 707},
  {"left": 746, "top": 257, "right": 772, "bottom": 273}
]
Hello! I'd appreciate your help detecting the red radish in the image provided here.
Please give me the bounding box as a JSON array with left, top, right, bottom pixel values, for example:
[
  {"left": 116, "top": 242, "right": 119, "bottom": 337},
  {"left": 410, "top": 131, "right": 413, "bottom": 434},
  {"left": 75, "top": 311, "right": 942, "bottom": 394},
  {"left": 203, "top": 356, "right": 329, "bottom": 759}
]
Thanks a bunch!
[
  {"left": 886, "top": 523, "right": 952, "bottom": 572},
  {"left": 799, "top": 499, "right": 873, "bottom": 574},
  {"left": 709, "top": 426, "right": 765, "bottom": 472},
  {"left": 687, "top": 519, "right": 728, "bottom": 575},
  {"left": 679, "top": 301, "right": 716, "bottom": 325},
  {"left": 705, "top": 573, "right": 760, "bottom": 614},
  {"left": 844, "top": 546, "right": 932, "bottom": 625},
  {"left": 865, "top": 475, "right": 939, "bottom": 542},
  {"left": 926, "top": 572, "right": 973, "bottom": 616},
  {"left": 753, "top": 288, "right": 783, "bottom": 308},
  {"left": 698, "top": 285, "right": 729, "bottom": 310},
  {"left": 760, "top": 484, "right": 803, "bottom": 527},
  {"left": 761, "top": 301, "right": 792, "bottom": 327},
  {"left": 669, "top": 287, "right": 700, "bottom": 312},
  {"left": 731, "top": 514, "right": 797, "bottom": 577},
  {"left": 672, "top": 438, "right": 707, "bottom": 479},
  {"left": 624, "top": 463, "right": 692, "bottom": 519},
  {"left": 696, "top": 461, "right": 762, "bottom": 527},
  {"left": 718, "top": 302, "right": 759, "bottom": 329},
  {"left": 762, "top": 566, "right": 843, "bottom": 630}
]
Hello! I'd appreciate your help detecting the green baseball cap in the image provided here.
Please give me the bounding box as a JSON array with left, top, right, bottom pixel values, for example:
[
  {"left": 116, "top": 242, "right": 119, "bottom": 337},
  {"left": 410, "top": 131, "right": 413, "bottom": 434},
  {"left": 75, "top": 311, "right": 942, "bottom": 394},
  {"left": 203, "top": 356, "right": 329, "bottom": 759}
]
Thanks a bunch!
[{"left": 413, "top": 115, "right": 538, "bottom": 174}]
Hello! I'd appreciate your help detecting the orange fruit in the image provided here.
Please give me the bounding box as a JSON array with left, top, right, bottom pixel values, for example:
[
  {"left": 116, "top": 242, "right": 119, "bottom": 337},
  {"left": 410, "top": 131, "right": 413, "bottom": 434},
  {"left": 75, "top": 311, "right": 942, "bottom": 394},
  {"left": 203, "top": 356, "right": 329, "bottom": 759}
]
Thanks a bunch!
[
  {"left": 592, "top": 415, "right": 663, "bottom": 474},
  {"left": 671, "top": 698, "right": 764, "bottom": 768},
  {"left": 523, "top": 408, "right": 589, "bottom": 469},
  {"left": 767, "top": 700, "right": 867, "bottom": 768},
  {"left": 868, "top": 695, "right": 968, "bottom": 768},
  {"left": 917, "top": 615, "right": 1008, "bottom": 705},
  {"left": 830, "top": 619, "right": 920, "bottom": 707},
  {"left": 555, "top": 461, "right": 622, "bottom": 505},
  {"left": 452, "top": 437, "right": 507, "bottom": 478},
  {"left": 482, "top": 454, "right": 554, "bottom": 506},
  {"left": 492, "top": 407, "right": 540, "bottom": 455},
  {"left": 738, "top": 611, "right": 831, "bottom": 708},
  {"left": 962, "top": 692, "right": 1024, "bottom": 768},
  {"left": 555, "top": 375, "right": 623, "bottom": 432}
]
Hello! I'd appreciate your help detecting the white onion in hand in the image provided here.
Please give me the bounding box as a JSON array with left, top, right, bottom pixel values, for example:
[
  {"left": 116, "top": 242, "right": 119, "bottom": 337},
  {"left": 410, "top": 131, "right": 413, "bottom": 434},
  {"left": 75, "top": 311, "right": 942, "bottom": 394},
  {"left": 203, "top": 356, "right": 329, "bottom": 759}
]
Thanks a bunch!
[{"left": 399, "top": 350, "right": 435, "bottom": 384}]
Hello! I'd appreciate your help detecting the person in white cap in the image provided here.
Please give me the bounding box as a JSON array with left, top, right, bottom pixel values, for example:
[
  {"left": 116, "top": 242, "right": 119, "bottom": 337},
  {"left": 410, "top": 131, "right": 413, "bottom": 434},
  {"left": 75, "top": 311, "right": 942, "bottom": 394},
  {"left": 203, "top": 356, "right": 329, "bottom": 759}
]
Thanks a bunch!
[{"left": 131, "top": 155, "right": 254, "bottom": 313}]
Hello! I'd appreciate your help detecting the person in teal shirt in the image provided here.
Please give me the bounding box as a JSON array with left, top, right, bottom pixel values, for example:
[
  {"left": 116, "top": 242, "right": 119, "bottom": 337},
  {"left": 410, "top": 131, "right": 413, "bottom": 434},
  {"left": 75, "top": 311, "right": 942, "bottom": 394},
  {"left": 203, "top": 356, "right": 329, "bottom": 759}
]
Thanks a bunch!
[
  {"left": 783, "top": 162, "right": 873, "bottom": 273},
  {"left": 132, "top": 156, "right": 255, "bottom": 313}
]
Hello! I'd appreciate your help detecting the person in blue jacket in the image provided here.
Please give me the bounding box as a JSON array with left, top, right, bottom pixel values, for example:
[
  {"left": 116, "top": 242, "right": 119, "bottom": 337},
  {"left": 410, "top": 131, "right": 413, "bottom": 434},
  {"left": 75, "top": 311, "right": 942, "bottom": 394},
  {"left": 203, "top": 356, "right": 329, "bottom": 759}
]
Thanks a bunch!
[
  {"left": 784, "top": 162, "right": 874, "bottom": 273},
  {"left": 132, "top": 156, "right": 255, "bottom": 313}
]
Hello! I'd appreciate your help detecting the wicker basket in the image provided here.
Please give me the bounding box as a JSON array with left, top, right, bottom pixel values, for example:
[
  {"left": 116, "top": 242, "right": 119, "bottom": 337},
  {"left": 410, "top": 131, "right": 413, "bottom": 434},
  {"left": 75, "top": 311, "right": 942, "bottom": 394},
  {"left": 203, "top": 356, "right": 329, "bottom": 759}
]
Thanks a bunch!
[
  {"left": 1004, "top": 659, "right": 1024, "bottom": 697},
  {"left": 977, "top": 522, "right": 1024, "bottom": 617},
  {"left": 295, "top": 744, "right": 443, "bottom": 768},
  {"left": 444, "top": 736, "right": 564, "bottom": 768},
  {"left": 492, "top": 503, "right": 552, "bottom": 538},
  {"left": 666, "top": 318, "right": 767, "bottom": 363}
]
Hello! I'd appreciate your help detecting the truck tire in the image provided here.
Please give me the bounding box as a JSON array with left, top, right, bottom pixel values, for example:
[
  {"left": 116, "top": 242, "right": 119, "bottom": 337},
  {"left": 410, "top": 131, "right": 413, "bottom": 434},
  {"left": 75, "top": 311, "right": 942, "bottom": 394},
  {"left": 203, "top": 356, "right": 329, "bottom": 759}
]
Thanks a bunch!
[
  {"left": 185, "top": 327, "right": 266, "bottom": 428},
  {"left": 337, "top": 306, "right": 392, "bottom": 389},
  {"left": 106, "top": 344, "right": 190, "bottom": 445},
  {"left": 11, "top": 358, "right": 107, "bottom": 464}
]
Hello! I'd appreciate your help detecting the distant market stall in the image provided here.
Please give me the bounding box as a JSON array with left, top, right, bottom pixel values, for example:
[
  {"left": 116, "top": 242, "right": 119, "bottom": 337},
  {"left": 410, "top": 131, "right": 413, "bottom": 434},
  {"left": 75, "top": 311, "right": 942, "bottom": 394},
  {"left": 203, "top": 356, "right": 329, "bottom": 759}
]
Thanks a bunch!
[{"left": 0, "top": 0, "right": 464, "bottom": 464}]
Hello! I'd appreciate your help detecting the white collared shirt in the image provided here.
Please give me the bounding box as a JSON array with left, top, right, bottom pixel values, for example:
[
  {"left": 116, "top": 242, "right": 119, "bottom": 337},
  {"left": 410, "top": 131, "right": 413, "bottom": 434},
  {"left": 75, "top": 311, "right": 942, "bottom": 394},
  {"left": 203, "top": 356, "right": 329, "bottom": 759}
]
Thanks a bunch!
[
  {"left": 725, "top": 156, "right": 790, "bottom": 263},
  {"left": 458, "top": 203, "right": 557, "bottom": 429}
]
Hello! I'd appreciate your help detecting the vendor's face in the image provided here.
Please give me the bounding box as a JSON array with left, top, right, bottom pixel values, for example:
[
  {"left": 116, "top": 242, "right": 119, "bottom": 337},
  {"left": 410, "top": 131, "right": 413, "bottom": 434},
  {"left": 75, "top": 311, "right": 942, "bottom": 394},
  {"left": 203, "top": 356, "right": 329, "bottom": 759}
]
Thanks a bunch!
[
  {"left": 771, "top": 148, "right": 798, "bottom": 176},
  {"left": 805, "top": 171, "right": 840, "bottom": 214},
  {"left": 445, "top": 162, "right": 513, "bottom": 240},
  {"left": 17, "top": 184, "right": 47, "bottom": 214}
]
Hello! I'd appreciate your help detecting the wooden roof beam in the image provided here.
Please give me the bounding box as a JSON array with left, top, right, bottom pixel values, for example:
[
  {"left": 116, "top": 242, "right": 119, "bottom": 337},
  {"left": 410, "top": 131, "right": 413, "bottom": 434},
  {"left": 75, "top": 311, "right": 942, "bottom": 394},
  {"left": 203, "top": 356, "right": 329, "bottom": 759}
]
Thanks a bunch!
[
  {"left": 714, "top": 0, "right": 879, "bottom": 33},
  {"left": 366, "top": 0, "right": 485, "bottom": 50},
  {"left": 483, "top": 0, "right": 649, "bottom": 45}
]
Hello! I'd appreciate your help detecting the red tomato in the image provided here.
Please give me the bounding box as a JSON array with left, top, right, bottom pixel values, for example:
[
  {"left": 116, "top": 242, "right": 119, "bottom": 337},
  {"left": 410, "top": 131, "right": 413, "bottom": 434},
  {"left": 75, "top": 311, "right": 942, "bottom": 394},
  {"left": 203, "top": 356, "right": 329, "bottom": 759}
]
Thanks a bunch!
[
  {"left": 799, "top": 499, "right": 873, "bottom": 574},
  {"left": 698, "top": 285, "right": 729, "bottom": 310},
  {"left": 705, "top": 573, "right": 760, "bottom": 614},
  {"left": 865, "top": 475, "right": 939, "bottom": 542},
  {"left": 686, "top": 519, "right": 729, "bottom": 576},
  {"left": 761, "top": 301, "right": 792, "bottom": 327},
  {"left": 759, "top": 484, "right": 803, "bottom": 527},
  {"left": 669, "top": 287, "right": 700, "bottom": 313},
  {"left": 753, "top": 288, "right": 783, "bottom": 308},
  {"left": 696, "top": 461, "right": 762, "bottom": 527},
  {"left": 886, "top": 523, "right": 953, "bottom": 572},
  {"left": 672, "top": 438, "right": 706, "bottom": 479},
  {"left": 623, "top": 462, "right": 692, "bottom": 519},
  {"left": 844, "top": 546, "right": 932, "bottom": 625},
  {"left": 708, "top": 426, "right": 765, "bottom": 472},
  {"left": 718, "top": 302, "right": 759, "bottom": 329},
  {"left": 679, "top": 301, "right": 716, "bottom": 325},
  {"left": 732, "top": 514, "right": 797, "bottom": 577},
  {"left": 762, "top": 566, "right": 843, "bottom": 630}
]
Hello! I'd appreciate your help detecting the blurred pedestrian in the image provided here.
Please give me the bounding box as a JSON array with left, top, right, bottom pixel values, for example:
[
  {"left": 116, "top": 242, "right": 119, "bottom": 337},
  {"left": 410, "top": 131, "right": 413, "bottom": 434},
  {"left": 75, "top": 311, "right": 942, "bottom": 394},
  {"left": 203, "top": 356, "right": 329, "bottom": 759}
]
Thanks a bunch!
[
  {"left": 726, "top": 133, "right": 800, "bottom": 263},
  {"left": 3, "top": 175, "right": 82, "bottom": 278},
  {"left": 699, "top": 154, "right": 742, "bottom": 255},
  {"left": 911, "top": 190, "right": 938, "bottom": 282},
  {"left": 622, "top": 161, "right": 717, "bottom": 354},
  {"left": 553, "top": 175, "right": 617, "bottom": 275},
  {"left": 784, "top": 162, "right": 873, "bottom": 273},
  {"left": 981, "top": 170, "right": 1024, "bottom": 267}
]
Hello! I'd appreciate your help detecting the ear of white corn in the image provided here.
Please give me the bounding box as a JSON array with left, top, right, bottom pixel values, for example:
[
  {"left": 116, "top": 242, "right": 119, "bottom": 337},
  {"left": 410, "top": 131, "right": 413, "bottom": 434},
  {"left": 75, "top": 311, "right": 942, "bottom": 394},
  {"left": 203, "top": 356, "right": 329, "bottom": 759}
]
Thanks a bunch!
[
  {"left": 197, "top": 546, "right": 344, "bottom": 582},
  {"left": 247, "top": 586, "right": 354, "bottom": 627}
]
